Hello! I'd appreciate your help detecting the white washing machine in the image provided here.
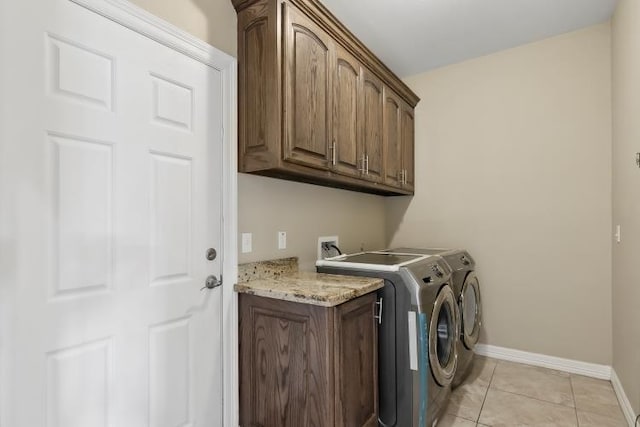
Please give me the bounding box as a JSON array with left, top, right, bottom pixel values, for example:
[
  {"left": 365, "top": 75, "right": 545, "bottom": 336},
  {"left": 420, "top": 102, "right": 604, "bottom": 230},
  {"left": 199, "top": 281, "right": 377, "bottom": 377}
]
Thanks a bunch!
[
  {"left": 387, "top": 248, "right": 481, "bottom": 387},
  {"left": 317, "top": 252, "right": 458, "bottom": 426}
]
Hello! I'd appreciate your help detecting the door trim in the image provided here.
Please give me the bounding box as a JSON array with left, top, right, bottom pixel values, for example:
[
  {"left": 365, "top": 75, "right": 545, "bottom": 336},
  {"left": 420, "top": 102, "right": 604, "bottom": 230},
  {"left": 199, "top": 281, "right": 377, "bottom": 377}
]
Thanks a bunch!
[{"left": 67, "top": 1, "right": 239, "bottom": 425}]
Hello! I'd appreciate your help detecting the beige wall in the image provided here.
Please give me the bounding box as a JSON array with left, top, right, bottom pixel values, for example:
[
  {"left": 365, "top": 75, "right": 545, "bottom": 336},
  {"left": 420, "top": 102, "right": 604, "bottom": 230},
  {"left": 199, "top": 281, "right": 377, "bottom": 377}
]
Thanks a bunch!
[
  {"left": 129, "top": 0, "right": 388, "bottom": 271},
  {"left": 388, "top": 24, "right": 613, "bottom": 364},
  {"left": 130, "top": 0, "right": 621, "bottom": 369},
  {"left": 128, "top": 0, "right": 237, "bottom": 56},
  {"left": 238, "top": 174, "right": 387, "bottom": 271},
  {"left": 612, "top": 0, "right": 640, "bottom": 415}
]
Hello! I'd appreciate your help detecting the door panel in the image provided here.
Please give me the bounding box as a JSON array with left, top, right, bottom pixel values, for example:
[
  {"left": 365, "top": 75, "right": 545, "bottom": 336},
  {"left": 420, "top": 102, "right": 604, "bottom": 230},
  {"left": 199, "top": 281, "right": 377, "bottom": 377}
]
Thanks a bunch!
[
  {"left": 149, "top": 154, "right": 192, "bottom": 285},
  {"left": 46, "top": 33, "right": 115, "bottom": 111},
  {"left": 2, "top": 1, "right": 225, "bottom": 426},
  {"left": 335, "top": 294, "right": 378, "bottom": 427},
  {"left": 284, "top": 5, "right": 332, "bottom": 170},
  {"left": 46, "top": 339, "right": 111, "bottom": 427},
  {"left": 149, "top": 318, "right": 191, "bottom": 427},
  {"left": 401, "top": 104, "right": 415, "bottom": 190},
  {"left": 150, "top": 75, "right": 194, "bottom": 131},
  {"left": 332, "top": 46, "right": 361, "bottom": 177},
  {"left": 50, "top": 133, "right": 113, "bottom": 297},
  {"left": 383, "top": 89, "right": 402, "bottom": 188},
  {"left": 361, "top": 69, "right": 384, "bottom": 182}
]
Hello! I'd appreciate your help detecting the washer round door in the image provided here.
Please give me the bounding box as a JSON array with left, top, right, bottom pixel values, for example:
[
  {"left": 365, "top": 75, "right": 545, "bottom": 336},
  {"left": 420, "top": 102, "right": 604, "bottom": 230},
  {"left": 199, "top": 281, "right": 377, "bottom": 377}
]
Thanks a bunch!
[
  {"left": 460, "top": 272, "right": 482, "bottom": 350},
  {"left": 429, "top": 285, "right": 458, "bottom": 386}
]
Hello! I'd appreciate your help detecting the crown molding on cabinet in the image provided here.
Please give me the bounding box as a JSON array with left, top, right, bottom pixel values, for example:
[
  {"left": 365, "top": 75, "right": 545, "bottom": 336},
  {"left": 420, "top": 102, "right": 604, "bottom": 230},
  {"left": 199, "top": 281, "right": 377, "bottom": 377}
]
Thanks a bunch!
[{"left": 232, "top": 0, "right": 419, "bottom": 108}]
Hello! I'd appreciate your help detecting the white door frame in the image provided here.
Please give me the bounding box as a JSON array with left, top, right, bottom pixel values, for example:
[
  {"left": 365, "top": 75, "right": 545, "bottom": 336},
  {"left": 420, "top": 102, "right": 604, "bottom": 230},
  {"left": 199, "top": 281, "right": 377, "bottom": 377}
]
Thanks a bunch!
[{"left": 65, "top": 0, "right": 239, "bottom": 425}]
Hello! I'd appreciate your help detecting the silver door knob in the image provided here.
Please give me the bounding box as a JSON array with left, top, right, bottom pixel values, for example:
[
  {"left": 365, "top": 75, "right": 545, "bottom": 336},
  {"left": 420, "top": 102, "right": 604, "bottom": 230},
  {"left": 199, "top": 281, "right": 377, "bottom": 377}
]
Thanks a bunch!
[
  {"left": 206, "top": 248, "right": 217, "bottom": 260},
  {"left": 202, "top": 275, "right": 222, "bottom": 290}
]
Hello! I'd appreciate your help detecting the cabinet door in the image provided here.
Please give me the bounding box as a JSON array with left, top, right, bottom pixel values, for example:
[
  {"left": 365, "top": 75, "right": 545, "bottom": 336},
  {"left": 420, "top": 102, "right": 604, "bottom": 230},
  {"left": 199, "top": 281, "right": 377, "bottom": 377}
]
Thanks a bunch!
[
  {"left": 239, "top": 294, "right": 333, "bottom": 427},
  {"left": 237, "top": 0, "right": 280, "bottom": 171},
  {"left": 400, "top": 104, "right": 415, "bottom": 191},
  {"left": 334, "top": 293, "right": 378, "bottom": 427},
  {"left": 283, "top": 4, "right": 332, "bottom": 170},
  {"left": 332, "top": 45, "right": 361, "bottom": 178},
  {"left": 383, "top": 88, "right": 402, "bottom": 188},
  {"left": 360, "top": 68, "right": 384, "bottom": 182}
]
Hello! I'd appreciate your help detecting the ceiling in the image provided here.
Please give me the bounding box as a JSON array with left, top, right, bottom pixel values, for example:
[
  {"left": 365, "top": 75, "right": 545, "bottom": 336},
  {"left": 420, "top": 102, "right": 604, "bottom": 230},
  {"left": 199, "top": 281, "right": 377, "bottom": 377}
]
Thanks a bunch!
[{"left": 319, "top": 0, "right": 619, "bottom": 77}]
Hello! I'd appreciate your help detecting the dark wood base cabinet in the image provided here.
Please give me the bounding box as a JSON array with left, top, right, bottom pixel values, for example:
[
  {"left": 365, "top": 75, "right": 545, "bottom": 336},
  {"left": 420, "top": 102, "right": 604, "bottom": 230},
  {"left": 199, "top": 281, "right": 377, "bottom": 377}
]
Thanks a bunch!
[{"left": 239, "top": 293, "right": 378, "bottom": 427}]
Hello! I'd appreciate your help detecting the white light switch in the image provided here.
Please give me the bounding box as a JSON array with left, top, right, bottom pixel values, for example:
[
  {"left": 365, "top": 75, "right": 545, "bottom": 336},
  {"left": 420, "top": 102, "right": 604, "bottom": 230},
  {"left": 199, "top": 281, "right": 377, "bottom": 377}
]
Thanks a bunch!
[
  {"left": 278, "top": 231, "right": 286, "bottom": 249},
  {"left": 615, "top": 225, "right": 621, "bottom": 243},
  {"left": 241, "top": 232, "right": 252, "bottom": 253}
]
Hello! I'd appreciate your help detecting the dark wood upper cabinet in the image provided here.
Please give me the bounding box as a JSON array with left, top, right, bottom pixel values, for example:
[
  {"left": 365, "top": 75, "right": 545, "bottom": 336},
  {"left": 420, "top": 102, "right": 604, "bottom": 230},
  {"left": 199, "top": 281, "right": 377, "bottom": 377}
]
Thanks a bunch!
[
  {"left": 401, "top": 104, "right": 416, "bottom": 191},
  {"left": 361, "top": 68, "right": 384, "bottom": 183},
  {"left": 383, "top": 87, "right": 402, "bottom": 188},
  {"left": 332, "top": 45, "right": 361, "bottom": 178},
  {"left": 232, "top": 0, "right": 419, "bottom": 195},
  {"left": 239, "top": 292, "right": 378, "bottom": 427},
  {"left": 236, "top": 0, "right": 280, "bottom": 172},
  {"left": 283, "top": 4, "right": 332, "bottom": 170},
  {"left": 383, "top": 90, "right": 414, "bottom": 190}
]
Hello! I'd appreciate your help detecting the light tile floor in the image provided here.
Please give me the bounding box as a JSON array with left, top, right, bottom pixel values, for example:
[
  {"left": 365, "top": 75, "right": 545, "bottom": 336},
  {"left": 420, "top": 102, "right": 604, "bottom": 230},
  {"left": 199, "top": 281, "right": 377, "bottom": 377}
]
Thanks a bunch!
[{"left": 440, "top": 357, "right": 628, "bottom": 427}]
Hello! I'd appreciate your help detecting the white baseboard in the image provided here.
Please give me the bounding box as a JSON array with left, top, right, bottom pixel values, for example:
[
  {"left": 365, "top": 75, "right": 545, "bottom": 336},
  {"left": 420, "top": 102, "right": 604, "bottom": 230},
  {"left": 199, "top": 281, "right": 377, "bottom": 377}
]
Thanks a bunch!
[
  {"left": 474, "top": 344, "right": 612, "bottom": 380},
  {"left": 611, "top": 368, "right": 637, "bottom": 427}
]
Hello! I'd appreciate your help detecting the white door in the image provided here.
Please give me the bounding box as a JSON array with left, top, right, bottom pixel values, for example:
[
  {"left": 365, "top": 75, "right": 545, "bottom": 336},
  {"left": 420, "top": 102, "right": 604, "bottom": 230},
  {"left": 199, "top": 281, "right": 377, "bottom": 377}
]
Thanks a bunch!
[{"left": 0, "top": 0, "right": 233, "bottom": 426}]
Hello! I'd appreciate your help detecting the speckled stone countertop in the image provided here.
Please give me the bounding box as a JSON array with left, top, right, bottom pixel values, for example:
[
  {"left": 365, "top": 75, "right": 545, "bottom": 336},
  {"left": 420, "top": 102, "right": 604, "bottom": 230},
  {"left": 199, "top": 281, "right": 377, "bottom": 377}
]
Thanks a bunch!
[
  {"left": 235, "top": 257, "right": 383, "bottom": 307},
  {"left": 237, "top": 257, "right": 299, "bottom": 283}
]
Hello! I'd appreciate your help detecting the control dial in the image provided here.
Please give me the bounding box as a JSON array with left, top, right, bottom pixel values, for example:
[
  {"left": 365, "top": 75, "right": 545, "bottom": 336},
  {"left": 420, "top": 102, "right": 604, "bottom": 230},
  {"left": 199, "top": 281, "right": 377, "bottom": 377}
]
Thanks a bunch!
[{"left": 432, "top": 265, "right": 444, "bottom": 278}]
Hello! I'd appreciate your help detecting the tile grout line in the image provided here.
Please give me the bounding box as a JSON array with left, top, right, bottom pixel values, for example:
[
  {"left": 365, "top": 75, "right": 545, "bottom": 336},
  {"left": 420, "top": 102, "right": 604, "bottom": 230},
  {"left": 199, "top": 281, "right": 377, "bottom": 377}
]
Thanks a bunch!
[
  {"left": 475, "top": 360, "right": 498, "bottom": 424},
  {"left": 569, "top": 374, "right": 580, "bottom": 426},
  {"left": 488, "top": 386, "right": 579, "bottom": 410},
  {"left": 487, "top": 369, "right": 577, "bottom": 410},
  {"left": 481, "top": 358, "right": 624, "bottom": 426},
  {"left": 487, "top": 358, "right": 584, "bottom": 426}
]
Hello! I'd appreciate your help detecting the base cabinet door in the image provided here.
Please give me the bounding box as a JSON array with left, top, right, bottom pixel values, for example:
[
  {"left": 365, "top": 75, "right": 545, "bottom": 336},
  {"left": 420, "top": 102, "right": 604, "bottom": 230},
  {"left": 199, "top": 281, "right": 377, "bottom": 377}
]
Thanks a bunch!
[
  {"left": 239, "top": 295, "right": 331, "bottom": 427},
  {"left": 239, "top": 293, "right": 378, "bottom": 427},
  {"left": 334, "top": 295, "right": 379, "bottom": 427}
]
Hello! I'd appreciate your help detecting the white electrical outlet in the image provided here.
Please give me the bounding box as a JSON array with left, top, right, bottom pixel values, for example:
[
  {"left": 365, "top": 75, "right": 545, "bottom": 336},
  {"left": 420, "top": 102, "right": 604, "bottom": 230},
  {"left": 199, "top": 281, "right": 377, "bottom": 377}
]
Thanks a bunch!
[
  {"left": 278, "top": 231, "right": 286, "bottom": 249},
  {"left": 241, "top": 232, "right": 252, "bottom": 253},
  {"left": 317, "top": 236, "right": 339, "bottom": 260}
]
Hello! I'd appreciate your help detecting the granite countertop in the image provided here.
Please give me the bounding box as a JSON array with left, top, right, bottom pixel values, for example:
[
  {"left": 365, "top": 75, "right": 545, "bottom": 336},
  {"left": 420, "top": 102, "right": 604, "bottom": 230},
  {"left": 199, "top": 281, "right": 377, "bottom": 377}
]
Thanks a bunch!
[{"left": 235, "top": 257, "right": 383, "bottom": 307}]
